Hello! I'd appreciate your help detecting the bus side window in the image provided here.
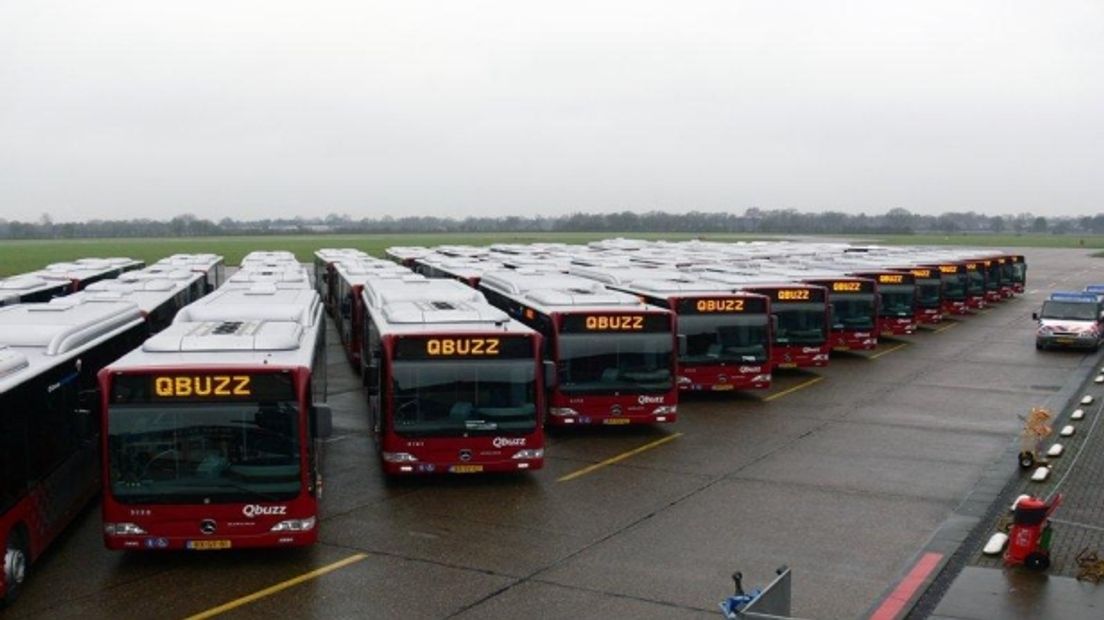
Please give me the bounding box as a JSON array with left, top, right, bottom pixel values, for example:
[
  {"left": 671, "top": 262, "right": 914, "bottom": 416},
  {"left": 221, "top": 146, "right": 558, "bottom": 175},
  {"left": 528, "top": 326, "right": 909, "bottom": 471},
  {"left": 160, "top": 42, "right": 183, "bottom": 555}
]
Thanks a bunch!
[{"left": 0, "top": 392, "right": 30, "bottom": 513}]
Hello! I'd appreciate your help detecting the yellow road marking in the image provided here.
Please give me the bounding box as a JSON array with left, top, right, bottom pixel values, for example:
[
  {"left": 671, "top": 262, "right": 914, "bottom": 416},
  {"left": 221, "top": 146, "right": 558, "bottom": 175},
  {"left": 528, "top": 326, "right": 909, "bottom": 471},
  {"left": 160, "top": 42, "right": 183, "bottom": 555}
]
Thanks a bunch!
[
  {"left": 762, "top": 376, "right": 824, "bottom": 402},
  {"left": 934, "top": 322, "right": 959, "bottom": 334},
  {"left": 557, "top": 433, "right": 683, "bottom": 482},
  {"left": 869, "top": 342, "right": 909, "bottom": 360},
  {"left": 184, "top": 553, "right": 368, "bottom": 620}
]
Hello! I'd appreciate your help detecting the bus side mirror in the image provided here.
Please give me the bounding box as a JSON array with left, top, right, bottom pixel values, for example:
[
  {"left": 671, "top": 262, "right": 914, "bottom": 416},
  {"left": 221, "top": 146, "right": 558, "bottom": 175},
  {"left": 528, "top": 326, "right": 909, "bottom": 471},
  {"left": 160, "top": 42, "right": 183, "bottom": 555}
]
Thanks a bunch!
[
  {"left": 313, "top": 404, "right": 333, "bottom": 439},
  {"left": 677, "top": 334, "right": 687, "bottom": 356},
  {"left": 543, "top": 360, "right": 558, "bottom": 389}
]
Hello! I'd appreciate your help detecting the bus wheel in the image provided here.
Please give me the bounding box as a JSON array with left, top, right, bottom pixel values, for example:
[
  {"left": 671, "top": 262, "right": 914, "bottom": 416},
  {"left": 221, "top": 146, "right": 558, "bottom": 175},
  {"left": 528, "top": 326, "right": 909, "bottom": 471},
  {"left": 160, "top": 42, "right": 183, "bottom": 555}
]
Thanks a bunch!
[
  {"left": 2, "top": 532, "right": 28, "bottom": 606},
  {"left": 1024, "top": 551, "right": 1050, "bottom": 571}
]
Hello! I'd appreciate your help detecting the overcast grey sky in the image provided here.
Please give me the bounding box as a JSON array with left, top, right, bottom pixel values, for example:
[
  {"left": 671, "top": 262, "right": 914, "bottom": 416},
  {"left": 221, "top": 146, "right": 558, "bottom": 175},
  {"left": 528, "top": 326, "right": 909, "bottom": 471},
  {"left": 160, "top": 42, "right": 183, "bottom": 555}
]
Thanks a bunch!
[{"left": 1, "top": 1, "right": 1101, "bottom": 222}]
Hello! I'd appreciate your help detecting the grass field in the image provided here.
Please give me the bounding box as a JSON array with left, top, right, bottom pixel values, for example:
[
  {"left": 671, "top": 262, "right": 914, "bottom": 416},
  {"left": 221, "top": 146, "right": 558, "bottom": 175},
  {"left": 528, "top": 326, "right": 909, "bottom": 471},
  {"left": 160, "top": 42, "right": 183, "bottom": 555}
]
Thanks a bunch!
[
  {"left": 0, "top": 232, "right": 768, "bottom": 277},
  {"left": 1, "top": 231, "right": 1098, "bottom": 277}
]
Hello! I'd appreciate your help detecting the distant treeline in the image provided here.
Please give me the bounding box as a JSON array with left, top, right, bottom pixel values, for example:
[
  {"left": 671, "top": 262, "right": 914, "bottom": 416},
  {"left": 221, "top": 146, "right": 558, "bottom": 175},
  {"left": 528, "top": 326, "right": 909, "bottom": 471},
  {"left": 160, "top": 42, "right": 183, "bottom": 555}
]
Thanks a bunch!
[{"left": 2, "top": 209, "right": 1101, "bottom": 239}]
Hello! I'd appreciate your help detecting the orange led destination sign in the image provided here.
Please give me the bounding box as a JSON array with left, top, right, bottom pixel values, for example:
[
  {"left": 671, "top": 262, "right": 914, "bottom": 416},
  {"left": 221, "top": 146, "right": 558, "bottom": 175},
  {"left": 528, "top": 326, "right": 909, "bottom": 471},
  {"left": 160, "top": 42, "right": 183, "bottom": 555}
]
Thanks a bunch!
[
  {"left": 561, "top": 313, "right": 669, "bottom": 333},
  {"left": 395, "top": 336, "right": 533, "bottom": 359},
  {"left": 427, "top": 337, "right": 500, "bottom": 356},
  {"left": 777, "top": 289, "right": 811, "bottom": 301},
  {"left": 831, "top": 282, "right": 862, "bottom": 293},
  {"left": 878, "top": 274, "right": 904, "bottom": 284},
  {"left": 586, "top": 315, "right": 643, "bottom": 330},
  {"left": 111, "top": 373, "right": 296, "bottom": 403},
  {"left": 155, "top": 375, "right": 251, "bottom": 398},
  {"left": 910, "top": 268, "right": 933, "bottom": 278},
  {"left": 677, "top": 296, "right": 767, "bottom": 315},
  {"left": 938, "top": 265, "right": 959, "bottom": 274},
  {"left": 697, "top": 298, "right": 744, "bottom": 312}
]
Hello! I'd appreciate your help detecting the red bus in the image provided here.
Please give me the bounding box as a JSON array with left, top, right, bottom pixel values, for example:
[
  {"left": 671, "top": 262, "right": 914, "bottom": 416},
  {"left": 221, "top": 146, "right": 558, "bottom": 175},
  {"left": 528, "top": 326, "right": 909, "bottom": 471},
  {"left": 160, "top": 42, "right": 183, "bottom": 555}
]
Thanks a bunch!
[
  {"left": 360, "top": 277, "right": 545, "bottom": 474},
  {"left": 384, "top": 246, "right": 433, "bottom": 268},
  {"left": 330, "top": 260, "right": 414, "bottom": 367},
  {"left": 100, "top": 284, "right": 330, "bottom": 551},
  {"left": 478, "top": 269, "right": 678, "bottom": 426},
  {"left": 154, "top": 254, "right": 227, "bottom": 295},
  {"left": 791, "top": 275, "right": 879, "bottom": 352},
  {"left": 1008, "top": 255, "right": 1027, "bottom": 294},
  {"left": 845, "top": 270, "right": 918, "bottom": 336},
  {"left": 313, "top": 249, "right": 370, "bottom": 312},
  {"left": 900, "top": 267, "right": 944, "bottom": 325},
  {"left": 962, "top": 261, "right": 988, "bottom": 310},
  {"left": 923, "top": 262, "right": 969, "bottom": 316},
  {"left": 1, "top": 298, "right": 148, "bottom": 604},
  {"left": 566, "top": 265, "right": 772, "bottom": 391},
  {"left": 697, "top": 272, "right": 830, "bottom": 369}
]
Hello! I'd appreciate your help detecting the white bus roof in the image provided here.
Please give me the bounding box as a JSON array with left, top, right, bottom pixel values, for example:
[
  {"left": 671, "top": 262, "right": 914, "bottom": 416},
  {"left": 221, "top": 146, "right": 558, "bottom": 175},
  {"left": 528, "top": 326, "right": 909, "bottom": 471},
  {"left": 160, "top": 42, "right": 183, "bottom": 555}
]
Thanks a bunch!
[
  {"left": 0, "top": 297, "right": 145, "bottom": 392},
  {"left": 363, "top": 278, "right": 534, "bottom": 338},
  {"left": 479, "top": 269, "right": 654, "bottom": 314},
  {"left": 174, "top": 286, "right": 321, "bottom": 326}
]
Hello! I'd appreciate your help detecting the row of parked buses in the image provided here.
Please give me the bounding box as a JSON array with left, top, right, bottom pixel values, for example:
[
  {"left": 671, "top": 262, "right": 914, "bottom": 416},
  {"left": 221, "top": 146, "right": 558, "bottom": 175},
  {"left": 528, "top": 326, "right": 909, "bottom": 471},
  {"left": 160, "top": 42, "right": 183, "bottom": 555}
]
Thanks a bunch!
[
  {"left": 314, "top": 241, "right": 1026, "bottom": 478},
  {"left": 1, "top": 252, "right": 333, "bottom": 603},
  {"left": 0, "top": 241, "right": 1029, "bottom": 604},
  {"left": 0, "top": 257, "right": 145, "bottom": 306},
  {"left": 0, "top": 254, "right": 225, "bottom": 604}
]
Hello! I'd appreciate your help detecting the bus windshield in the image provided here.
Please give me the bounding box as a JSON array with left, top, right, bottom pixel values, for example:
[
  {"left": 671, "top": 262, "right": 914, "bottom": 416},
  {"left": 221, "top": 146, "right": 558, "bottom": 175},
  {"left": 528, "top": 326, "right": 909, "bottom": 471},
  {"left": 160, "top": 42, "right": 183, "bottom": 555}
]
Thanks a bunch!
[
  {"left": 1040, "top": 301, "right": 1100, "bottom": 322},
  {"left": 880, "top": 285, "right": 914, "bottom": 317},
  {"left": 108, "top": 402, "right": 301, "bottom": 504},
  {"left": 391, "top": 359, "right": 537, "bottom": 437},
  {"left": 830, "top": 295, "right": 876, "bottom": 330},
  {"left": 558, "top": 332, "right": 673, "bottom": 394},
  {"left": 917, "top": 281, "right": 941, "bottom": 307},
  {"left": 774, "top": 303, "right": 826, "bottom": 344},
  {"left": 1012, "top": 263, "right": 1026, "bottom": 283},
  {"left": 942, "top": 274, "right": 966, "bottom": 300},
  {"left": 967, "top": 271, "right": 985, "bottom": 296},
  {"left": 986, "top": 264, "right": 1001, "bottom": 290},
  {"left": 678, "top": 314, "right": 769, "bottom": 364}
]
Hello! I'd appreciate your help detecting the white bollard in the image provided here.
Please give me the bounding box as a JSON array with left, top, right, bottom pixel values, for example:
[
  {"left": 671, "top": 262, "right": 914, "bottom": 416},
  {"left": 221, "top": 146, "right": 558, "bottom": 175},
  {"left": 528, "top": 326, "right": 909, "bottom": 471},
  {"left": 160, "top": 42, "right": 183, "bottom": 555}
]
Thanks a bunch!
[
  {"left": 1072, "top": 409, "right": 1085, "bottom": 420},
  {"left": 1061, "top": 425, "right": 1075, "bottom": 437},
  {"left": 1048, "top": 444, "right": 1064, "bottom": 457},
  {"left": 1095, "top": 375, "right": 1104, "bottom": 384},
  {"left": 1032, "top": 467, "right": 1050, "bottom": 481},
  {"left": 983, "top": 532, "right": 1009, "bottom": 555},
  {"left": 1082, "top": 395, "right": 1094, "bottom": 405}
]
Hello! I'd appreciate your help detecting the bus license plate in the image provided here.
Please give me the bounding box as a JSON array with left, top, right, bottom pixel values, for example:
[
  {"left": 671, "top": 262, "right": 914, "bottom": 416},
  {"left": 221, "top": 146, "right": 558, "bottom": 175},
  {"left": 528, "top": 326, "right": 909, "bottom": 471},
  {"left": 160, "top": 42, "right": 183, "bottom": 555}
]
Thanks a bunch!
[
  {"left": 450, "top": 464, "right": 484, "bottom": 474},
  {"left": 603, "top": 418, "right": 631, "bottom": 425},
  {"left": 187, "top": 540, "right": 232, "bottom": 550},
  {"left": 712, "top": 384, "right": 735, "bottom": 391},
  {"left": 777, "top": 363, "right": 797, "bottom": 369}
]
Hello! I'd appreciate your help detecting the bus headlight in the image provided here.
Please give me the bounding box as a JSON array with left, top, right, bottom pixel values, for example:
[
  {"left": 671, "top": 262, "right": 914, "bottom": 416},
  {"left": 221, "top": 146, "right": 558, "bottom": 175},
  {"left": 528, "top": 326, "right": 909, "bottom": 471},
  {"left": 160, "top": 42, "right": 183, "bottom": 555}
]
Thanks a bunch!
[
  {"left": 512, "top": 449, "right": 544, "bottom": 460},
  {"left": 270, "top": 517, "right": 316, "bottom": 532},
  {"left": 653, "top": 405, "right": 677, "bottom": 415},
  {"left": 382, "top": 452, "right": 418, "bottom": 463},
  {"left": 104, "top": 522, "right": 146, "bottom": 536},
  {"left": 677, "top": 376, "right": 692, "bottom": 385},
  {"left": 549, "top": 407, "right": 579, "bottom": 417}
]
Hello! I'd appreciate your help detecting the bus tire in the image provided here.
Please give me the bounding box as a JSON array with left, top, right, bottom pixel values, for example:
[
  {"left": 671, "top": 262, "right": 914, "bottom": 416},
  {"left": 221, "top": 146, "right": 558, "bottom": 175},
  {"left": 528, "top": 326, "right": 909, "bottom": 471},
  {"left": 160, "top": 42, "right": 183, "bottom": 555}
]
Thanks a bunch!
[
  {"left": 2, "top": 530, "right": 29, "bottom": 607},
  {"left": 1024, "top": 551, "right": 1050, "bottom": 571}
]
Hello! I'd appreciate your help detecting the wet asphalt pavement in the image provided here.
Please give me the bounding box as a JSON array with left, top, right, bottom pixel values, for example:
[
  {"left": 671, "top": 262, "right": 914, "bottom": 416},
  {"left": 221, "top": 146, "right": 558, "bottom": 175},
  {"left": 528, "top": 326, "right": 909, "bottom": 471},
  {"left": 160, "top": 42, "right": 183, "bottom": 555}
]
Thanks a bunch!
[{"left": 7, "top": 248, "right": 1103, "bottom": 620}]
